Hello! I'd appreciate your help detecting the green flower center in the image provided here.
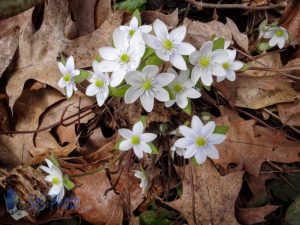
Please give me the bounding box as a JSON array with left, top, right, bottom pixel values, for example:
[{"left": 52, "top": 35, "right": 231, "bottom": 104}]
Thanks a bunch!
[
  {"left": 173, "top": 83, "right": 183, "bottom": 93},
  {"left": 131, "top": 136, "right": 140, "bottom": 145},
  {"left": 63, "top": 73, "right": 71, "bottom": 82},
  {"left": 196, "top": 137, "right": 206, "bottom": 147},
  {"left": 223, "top": 62, "right": 230, "bottom": 70},
  {"left": 129, "top": 29, "right": 135, "bottom": 37},
  {"left": 95, "top": 79, "right": 104, "bottom": 88},
  {"left": 276, "top": 29, "right": 284, "bottom": 37},
  {"left": 164, "top": 40, "right": 173, "bottom": 50},
  {"left": 120, "top": 54, "right": 130, "bottom": 63},
  {"left": 52, "top": 177, "right": 60, "bottom": 185},
  {"left": 143, "top": 81, "right": 152, "bottom": 90},
  {"left": 199, "top": 57, "right": 210, "bottom": 68}
]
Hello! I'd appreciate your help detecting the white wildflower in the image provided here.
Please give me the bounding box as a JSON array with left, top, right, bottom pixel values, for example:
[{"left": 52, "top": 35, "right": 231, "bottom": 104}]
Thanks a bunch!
[
  {"left": 134, "top": 169, "right": 148, "bottom": 194},
  {"left": 120, "top": 16, "right": 152, "bottom": 40},
  {"left": 263, "top": 26, "right": 289, "bottom": 49}
]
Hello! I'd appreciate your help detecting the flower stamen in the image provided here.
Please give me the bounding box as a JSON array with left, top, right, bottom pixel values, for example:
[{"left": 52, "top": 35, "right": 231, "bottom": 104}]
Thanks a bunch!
[
  {"left": 196, "top": 137, "right": 206, "bottom": 147},
  {"left": 143, "top": 81, "right": 152, "bottom": 90},
  {"left": 120, "top": 54, "right": 130, "bottom": 63},
  {"left": 129, "top": 29, "right": 135, "bottom": 37},
  {"left": 164, "top": 40, "right": 173, "bottom": 50},
  {"left": 173, "top": 83, "right": 183, "bottom": 93},
  {"left": 95, "top": 79, "right": 104, "bottom": 88},
  {"left": 63, "top": 73, "right": 71, "bottom": 82},
  {"left": 276, "top": 29, "right": 284, "bottom": 37},
  {"left": 52, "top": 177, "right": 60, "bottom": 185},
  {"left": 222, "top": 63, "right": 230, "bottom": 70},
  {"left": 198, "top": 57, "right": 210, "bottom": 68},
  {"left": 131, "top": 135, "right": 140, "bottom": 145}
]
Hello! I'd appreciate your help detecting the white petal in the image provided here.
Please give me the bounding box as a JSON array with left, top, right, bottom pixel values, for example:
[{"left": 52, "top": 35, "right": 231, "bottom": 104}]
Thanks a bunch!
[
  {"left": 194, "top": 149, "right": 207, "bottom": 164},
  {"left": 269, "top": 36, "right": 278, "bottom": 47},
  {"left": 208, "top": 133, "right": 226, "bottom": 144},
  {"left": 45, "top": 175, "right": 55, "bottom": 182},
  {"left": 133, "top": 41, "right": 146, "bottom": 58},
  {"left": 176, "top": 42, "right": 196, "bottom": 55},
  {"left": 165, "top": 100, "right": 175, "bottom": 107},
  {"left": 179, "top": 125, "right": 195, "bottom": 138},
  {"left": 140, "top": 94, "right": 154, "bottom": 112},
  {"left": 170, "top": 53, "right": 187, "bottom": 70},
  {"left": 40, "top": 165, "right": 52, "bottom": 174},
  {"left": 142, "top": 65, "right": 159, "bottom": 76},
  {"left": 86, "top": 84, "right": 99, "bottom": 96},
  {"left": 202, "top": 121, "right": 215, "bottom": 138},
  {"left": 48, "top": 185, "right": 61, "bottom": 196},
  {"left": 119, "top": 139, "right": 133, "bottom": 151},
  {"left": 110, "top": 69, "right": 126, "bottom": 87},
  {"left": 212, "top": 49, "right": 228, "bottom": 62},
  {"left": 184, "top": 145, "right": 197, "bottom": 159},
  {"left": 143, "top": 34, "right": 161, "bottom": 49},
  {"left": 174, "top": 137, "right": 193, "bottom": 148},
  {"left": 231, "top": 61, "right": 243, "bottom": 70},
  {"left": 201, "top": 72, "right": 213, "bottom": 86},
  {"left": 130, "top": 16, "right": 138, "bottom": 29},
  {"left": 45, "top": 159, "right": 54, "bottom": 168},
  {"left": 176, "top": 94, "right": 188, "bottom": 109},
  {"left": 118, "top": 128, "right": 133, "bottom": 139},
  {"left": 58, "top": 77, "right": 67, "bottom": 88},
  {"left": 133, "top": 121, "right": 144, "bottom": 135},
  {"left": 96, "top": 92, "right": 106, "bottom": 106},
  {"left": 155, "top": 73, "right": 175, "bottom": 87},
  {"left": 226, "top": 49, "right": 236, "bottom": 61},
  {"left": 58, "top": 62, "right": 67, "bottom": 75},
  {"left": 97, "top": 60, "right": 120, "bottom": 72},
  {"left": 226, "top": 70, "right": 236, "bottom": 81},
  {"left": 125, "top": 87, "right": 143, "bottom": 104},
  {"left": 212, "top": 64, "right": 226, "bottom": 76},
  {"left": 155, "top": 49, "right": 170, "bottom": 61},
  {"left": 56, "top": 188, "right": 65, "bottom": 203},
  {"left": 139, "top": 25, "right": 152, "bottom": 33},
  {"left": 216, "top": 76, "right": 225, "bottom": 82},
  {"left": 205, "top": 144, "right": 219, "bottom": 159},
  {"left": 178, "top": 70, "right": 189, "bottom": 82},
  {"left": 184, "top": 88, "right": 201, "bottom": 99},
  {"left": 139, "top": 142, "right": 152, "bottom": 153},
  {"left": 125, "top": 71, "right": 143, "bottom": 86},
  {"left": 191, "top": 115, "right": 203, "bottom": 133},
  {"left": 278, "top": 38, "right": 285, "bottom": 49},
  {"left": 133, "top": 146, "right": 144, "bottom": 158},
  {"left": 191, "top": 66, "right": 201, "bottom": 84},
  {"left": 263, "top": 30, "right": 275, "bottom": 39},
  {"left": 99, "top": 47, "right": 119, "bottom": 60},
  {"left": 113, "top": 28, "right": 129, "bottom": 52},
  {"left": 170, "top": 26, "right": 186, "bottom": 43},
  {"left": 189, "top": 50, "right": 200, "bottom": 65},
  {"left": 66, "top": 84, "right": 74, "bottom": 97},
  {"left": 153, "top": 19, "right": 168, "bottom": 40},
  {"left": 66, "top": 56, "right": 75, "bottom": 71},
  {"left": 134, "top": 171, "right": 143, "bottom": 179},
  {"left": 154, "top": 87, "right": 170, "bottom": 102},
  {"left": 200, "top": 41, "right": 213, "bottom": 55},
  {"left": 141, "top": 133, "right": 157, "bottom": 142}
]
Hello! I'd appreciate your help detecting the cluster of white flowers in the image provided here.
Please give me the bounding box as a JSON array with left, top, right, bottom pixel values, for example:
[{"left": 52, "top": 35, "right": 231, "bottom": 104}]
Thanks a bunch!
[{"left": 258, "top": 20, "right": 289, "bottom": 49}]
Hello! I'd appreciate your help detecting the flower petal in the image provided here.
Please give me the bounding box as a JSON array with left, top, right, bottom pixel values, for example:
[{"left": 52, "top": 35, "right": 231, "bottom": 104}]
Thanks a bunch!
[
  {"left": 119, "top": 139, "right": 133, "bottom": 151},
  {"left": 231, "top": 61, "right": 243, "bottom": 71},
  {"left": 176, "top": 93, "right": 188, "bottom": 109},
  {"left": 96, "top": 92, "right": 106, "bottom": 106},
  {"left": 278, "top": 38, "right": 285, "bottom": 49},
  {"left": 142, "top": 65, "right": 159, "bottom": 77},
  {"left": 97, "top": 60, "right": 120, "bottom": 72},
  {"left": 133, "top": 146, "right": 143, "bottom": 158},
  {"left": 118, "top": 128, "right": 133, "bottom": 139},
  {"left": 139, "top": 142, "right": 152, "bottom": 153},
  {"left": 184, "top": 145, "right": 197, "bottom": 159},
  {"left": 113, "top": 28, "right": 129, "bottom": 51},
  {"left": 99, "top": 47, "right": 119, "bottom": 60},
  {"left": 191, "top": 115, "right": 203, "bottom": 132},
  {"left": 189, "top": 50, "right": 200, "bottom": 65},
  {"left": 140, "top": 94, "right": 154, "bottom": 112},
  {"left": 133, "top": 121, "right": 144, "bottom": 135},
  {"left": 170, "top": 53, "right": 187, "bottom": 70},
  {"left": 200, "top": 41, "right": 213, "bottom": 55},
  {"left": 174, "top": 137, "right": 193, "bottom": 148},
  {"left": 40, "top": 165, "right": 52, "bottom": 174},
  {"left": 130, "top": 16, "right": 138, "bottom": 29},
  {"left": 48, "top": 185, "right": 61, "bottom": 196},
  {"left": 208, "top": 133, "right": 226, "bottom": 144},
  {"left": 205, "top": 144, "right": 219, "bottom": 159},
  {"left": 176, "top": 42, "right": 196, "bottom": 55},
  {"left": 56, "top": 188, "right": 65, "bottom": 203},
  {"left": 58, "top": 62, "right": 67, "bottom": 75},
  {"left": 212, "top": 64, "right": 226, "bottom": 77},
  {"left": 155, "top": 73, "right": 175, "bottom": 87},
  {"left": 184, "top": 88, "right": 201, "bottom": 99},
  {"left": 139, "top": 25, "right": 152, "bottom": 33},
  {"left": 165, "top": 100, "right": 175, "bottom": 107},
  {"left": 170, "top": 26, "right": 186, "bottom": 43},
  {"left": 66, "top": 84, "right": 74, "bottom": 98},
  {"left": 143, "top": 34, "right": 161, "bottom": 49},
  {"left": 86, "top": 84, "right": 99, "bottom": 96},
  {"left": 154, "top": 87, "right": 169, "bottom": 102},
  {"left": 269, "top": 36, "right": 279, "bottom": 47},
  {"left": 66, "top": 56, "right": 75, "bottom": 71},
  {"left": 201, "top": 72, "right": 213, "bottom": 86},
  {"left": 125, "top": 87, "right": 143, "bottom": 104},
  {"left": 153, "top": 19, "right": 168, "bottom": 40},
  {"left": 202, "top": 121, "right": 216, "bottom": 138},
  {"left": 141, "top": 133, "right": 157, "bottom": 142},
  {"left": 194, "top": 149, "right": 207, "bottom": 164},
  {"left": 110, "top": 69, "right": 126, "bottom": 87},
  {"left": 125, "top": 71, "right": 143, "bottom": 86},
  {"left": 155, "top": 49, "right": 170, "bottom": 61},
  {"left": 225, "top": 70, "right": 236, "bottom": 81},
  {"left": 191, "top": 66, "right": 201, "bottom": 84},
  {"left": 58, "top": 77, "right": 67, "bottom": 88},
  {"left": 179, "top": 125, "right": 195, "bottom": 138}
]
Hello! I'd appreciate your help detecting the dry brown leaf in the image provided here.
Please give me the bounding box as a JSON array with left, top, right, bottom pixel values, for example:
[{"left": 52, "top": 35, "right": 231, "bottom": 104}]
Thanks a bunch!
[
  {"left": 166, "top": 161, "right": 244, "bottom": 225},
  {"left": 250, "top": 0, "right": 269, "bottom": 6},
  {"left": 214, "top": 116, "right": 300, "bottom": 176},
  {"left": 237, "top": 205, "right": 279, "bottom": 225},
  {"left": 5, "top": 0, "right": 123, "bottom": 109},
  {"left": 215, "top": 75, "right": 297, "bottom": 109},
  {"left": 277, "top": 100, "right": 300, "bottom": 126},
  {"left": 184, "top": 17, "right": 248, "bottom": 51},
  {"left": 141, "top": 9, "right": 179, "bottom": 29}
]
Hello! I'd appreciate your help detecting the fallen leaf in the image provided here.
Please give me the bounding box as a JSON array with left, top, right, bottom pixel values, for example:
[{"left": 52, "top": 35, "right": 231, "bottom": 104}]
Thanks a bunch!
[
  {"left": 141, "top": 9, "right": 179, "bottom": 29},
  {"left": 166, "top": 160, "right": 244, "bottom": 225},
  {"left": 214, "top": 116, "right": 300, "bottom": 176},
  {"left": 277, "top": 99, "right": 300, "bottom": 126},
  {"left": 237, "top": 205, "right": 279, "bottom": 225},
  {"left": 285, "top": 196, "right": 300, "bottom": 225}
]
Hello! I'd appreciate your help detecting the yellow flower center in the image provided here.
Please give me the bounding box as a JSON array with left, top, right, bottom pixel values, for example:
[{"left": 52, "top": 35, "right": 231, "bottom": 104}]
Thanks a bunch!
[
  {"left": 131, "top": 136, "right": 140, "bottom": 145},
  {"left": 173, "top": 83, "right": 183, "bottom": 93},
  {"left": 63, "top": 73, "right": 71, "bottom": 82},
  {"left": 129, "top": 29, "right": 135, "bottom": 37},
  {"left": 199, "top": 57, "right": 210, "bottom": 68},
  {"left": 95, "top": 79, "right": 104, "bottom": 88},
  {"left": 196, "top": 137, "right": 206, "bottom": 147},
  {"left": 143, "top": 81, "right": 152, "bottom": 90},
  {"left": 276, "top": 29, "right": 284, "bottom": 37},
  {"left": 223, "top": 62, "right": 229, "bottom": 70},
  {"left": 164, "top": 40, "right": 173, "bottom": 50},
  {"left": 52, "top": 177, "right": 60, "bottom": 185},
  {"left": 120, "top": 54, "right": 130, "bottom": 63}
]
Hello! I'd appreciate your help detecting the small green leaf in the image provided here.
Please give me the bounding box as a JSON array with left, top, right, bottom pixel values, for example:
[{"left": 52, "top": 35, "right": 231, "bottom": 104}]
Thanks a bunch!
[
  {"left": 165, "top": 86, "right": 175, "bottom": 100},
  {"left": 50, "top": 154, "right": 60, "bottom": 168},
  {"left": 63, "top": 175, "right": 75, "bottom": 190},
  {"left": 95, "top": 54, "right": 101, "bottom": 62},
  {"left": 145, "top": 54, "right": 163, "bottom": 66},
  {"left": 148, "top": 143, "right": 158, "bottom": 154},
  {"left": 240, "top": 62, "right": 250, "bottom": 72},
  {"left": 182, "top": 99, "right": 192, "bottom": 116},
  {"left": 139, "top": 115, "right": 148, "bottom": 127},
  {"left": 114, "top": 0, "right": 146, "bottom": 12},
  {"left": 133, "top": 9, "right": 142, "bottom": 26},
  {"left": 214, "top": 125, "right": 229, "bottom": 135},
  {"left": 115, "top": 139, "right": 123, "bottom": 150},
  {"left": 256, "top": 42, "right": 270, "bottom": 53},
  {"left": 74, "top": 70, "right": 90, "bottom": 83},
  {"left": 212, "top": 37, "right": 225, "bottom": 50},
  {"left": 109, "top": 85, "right": 130, "bottom": 97}
]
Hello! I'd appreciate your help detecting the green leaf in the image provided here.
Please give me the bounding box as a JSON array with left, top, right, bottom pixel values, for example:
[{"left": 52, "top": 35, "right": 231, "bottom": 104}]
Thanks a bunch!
[
  {"left": 145, "top": 54, "right": 163, "bottom": 66},
  {"left": 148, "top": 143, "right": 158, "bottom": 154},
  {"left": 139, "top": 115, "right": 148, "bottom": 127},
  {"left": 63, "top": 175, "right": 75, "bottom": 190},
  {"left": 95, "top": 54, "right": 101, "bottom": 62},
  {"left": 182, "top": 99, "right": 192, "bottom": 116},
  {"left": 183, "top": 120, "right": 190, "bottom": 126},
  {"left": 114, "top": 139, "right": 123, "bottom": 150},
  {"left": 114, "top": 0, "right": 146, "bottom": 12},
  {"left": 50, "top": 154, "right": 60, "bottom": 168},
  {"left": 214, "top": 125, "right": 229, "bottom": 135},
  {"left": 165, "top": 86, "right": 175, "bottom": 100},
  {"left": 240, "top": 62, "right": 249, "bottom": 72},
  {"left": 142, "top": 47, "right": 155, "bottom": 61},
  {"left": 60, "top": 53, "right": 66, "bottom": 65},
  {"left": 256, "top": 42, "right": 270, "bottom": 53},
  {"left": 285, "top": 196, "right": 300, "bottom": 225},
  {"left": 212, "top": 37, "right": 225, "bottom": 50},
  {"left": 133, "top": 9, "right": 142, "bottom": 26},
  {"left": 74, "top": 70, "right": 90, "bottom": 83},
  {"left": 109, "top": 84, "right": 130, "bottom": 97}
]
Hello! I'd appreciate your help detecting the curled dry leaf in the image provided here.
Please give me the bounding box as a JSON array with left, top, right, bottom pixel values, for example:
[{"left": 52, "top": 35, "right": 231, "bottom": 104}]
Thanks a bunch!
[
  {"left": 166, "top": 160, "right": 244, "bottom": 225},
  {"left": 277, "top": 100, "right": 300, "bottom": 126},
  {"left": 237, "top": 205, "right": 280, "bottom": 225},
  {"left": 141, "top": 9, "right": 179, "bottom": 29},
  {"left": 214, "top": 116, "right": 300, "bottom": 176}
]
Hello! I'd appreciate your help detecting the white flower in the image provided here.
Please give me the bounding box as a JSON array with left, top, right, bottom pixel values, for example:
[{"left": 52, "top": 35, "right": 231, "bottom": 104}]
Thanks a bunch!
[
  {"left": 263, "top": 26, "right": 289, "bottom": 49},
  {"left": 189, "top": 41, "right": 228, "bottom": 86},
  {"left": 86, "top": 61, "right": 110, "bottom": 106},
  {"left": 97, "top": 28, "right": 145, "bottom": 87},
  {"left": 134, "top": 169, "right": 148, "bottom": 194},
  {"left": 143, "top": 19, "right": 195, "bottom": 70},
  {"left": 216, "top": 50, "right": 243, "bottom": 82},
  {"left": 258, "top": 19, "right": 269, "bottom": 40},
  {"left": 174, "top": 116, "right": 226, "bottom": 164},
  {"left": 58, "top": 56, "right": 80, "bottom": 98},
  {"left": 118, "top": 121, "right": 157, "bottom": 158},
  {"left": 124, "top": 65, "right": 175, "bottom": 112},
  {"left": 40, "top": 159, "right": 65, "bottom": 203},
  {"left": 120, "top": 16, "right": 152, "bottom": 40},
  {"left": 170, "top": 145, "right": 185, "bottom": 157},
  {"left": 165, "top": 68, "right": 201, "bottom": 109}
]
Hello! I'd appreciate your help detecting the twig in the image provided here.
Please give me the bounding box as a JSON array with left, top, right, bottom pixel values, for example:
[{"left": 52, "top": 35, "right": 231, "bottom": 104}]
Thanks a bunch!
[
  {"left": 185, "top": 0, "right": 287, "bottom": 10},
  {"left": 248, "top": 66, "right": 300, "bottom": 73}
]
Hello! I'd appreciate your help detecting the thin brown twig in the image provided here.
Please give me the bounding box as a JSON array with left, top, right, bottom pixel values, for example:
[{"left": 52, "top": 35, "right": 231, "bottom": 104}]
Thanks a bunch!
[{"left": 185, "top": 0, "right": 287, "bottom": 10}]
